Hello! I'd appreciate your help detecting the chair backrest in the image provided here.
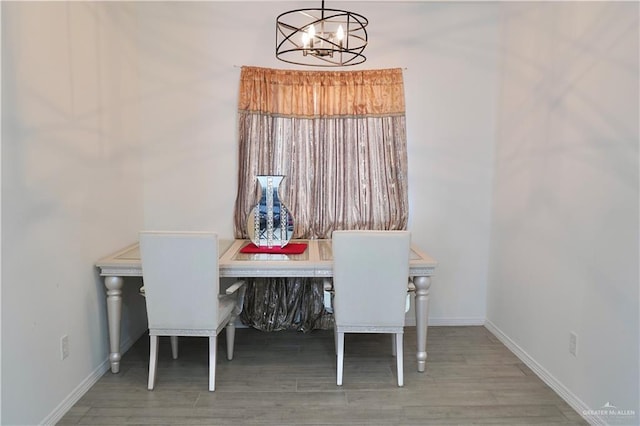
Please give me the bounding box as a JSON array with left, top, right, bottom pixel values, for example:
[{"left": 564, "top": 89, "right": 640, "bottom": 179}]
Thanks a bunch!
[
  {"left": 139, "top": 231, "right": 220, "bottom": 331},
  {"left": 332, "top": 230, "right": 411, "bottom": 328}
]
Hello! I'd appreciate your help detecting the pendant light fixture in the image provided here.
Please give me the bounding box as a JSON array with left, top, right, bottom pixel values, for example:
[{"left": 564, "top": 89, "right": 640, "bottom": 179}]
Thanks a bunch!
[{"left": 276, "top": 1, "right": 368, "bottom": 67}]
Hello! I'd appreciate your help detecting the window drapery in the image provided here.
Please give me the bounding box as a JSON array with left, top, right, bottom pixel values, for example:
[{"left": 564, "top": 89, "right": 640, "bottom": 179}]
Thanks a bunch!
[{"left": 234, "top": 66, "right": 408, "bottom": 331}]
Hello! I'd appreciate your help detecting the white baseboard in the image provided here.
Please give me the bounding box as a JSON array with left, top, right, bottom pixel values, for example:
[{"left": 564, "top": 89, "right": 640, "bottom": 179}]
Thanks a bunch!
[
  {"left": 484, "top": 320, "right": 600, "bottom": 425},
  {"left": 403, "top": 313, "right": 485, "bottom": 327},
  {"left": 41, "top": 333, "right": 141, "bottom": 425},
  {"left": 428, "top": 316, "right": 485, "bottom": 326}
]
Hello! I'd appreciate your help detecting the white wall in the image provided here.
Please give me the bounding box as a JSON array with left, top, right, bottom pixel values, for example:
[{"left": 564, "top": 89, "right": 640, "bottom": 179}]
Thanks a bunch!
[
  {"left": 397, "top": 2, "right": 500, "bottom": 324},
  {"left": 486, "top": 2, "right": 639, "bottom": 423},
  {"left": 135, "top": 3, "right": 248, "bottom": 234},
  {"left": 1, "top": 3, "right": 145, "bottom": 425}
]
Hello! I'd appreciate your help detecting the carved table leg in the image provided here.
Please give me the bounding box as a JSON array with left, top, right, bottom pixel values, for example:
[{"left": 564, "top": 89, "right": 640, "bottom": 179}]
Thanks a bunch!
[
  {"left": 413, "top": 275, "right": 432, "bottom": 372},
  {"left": 104, "top": 276, "right": 123, "bottom": 373}
]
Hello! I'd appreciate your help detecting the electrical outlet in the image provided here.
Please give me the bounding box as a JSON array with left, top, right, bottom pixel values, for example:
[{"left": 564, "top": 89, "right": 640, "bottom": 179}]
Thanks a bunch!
[
  {"left": 569, "top": 332, "right": 578, "bottom": 357},
  {"left": 60, "top": 335, "right": 69, "bottom": 360}
]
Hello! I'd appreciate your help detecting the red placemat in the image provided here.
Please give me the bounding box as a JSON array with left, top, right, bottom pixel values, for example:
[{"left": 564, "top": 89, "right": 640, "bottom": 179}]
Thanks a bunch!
[{"left": 239, "top": 242, "right": 308, "bottom": 254}]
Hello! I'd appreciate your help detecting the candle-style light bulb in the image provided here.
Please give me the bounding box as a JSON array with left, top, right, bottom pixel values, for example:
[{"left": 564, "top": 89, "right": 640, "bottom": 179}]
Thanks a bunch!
[
  {"left": 302, "top": 32, "right": 309, "bottom": 48},
  {"left": 308, "top": 24, "right": 316, "bottom": 48},
  {"left": 336, "top": 25, "right": 344, "bottom": 41}
]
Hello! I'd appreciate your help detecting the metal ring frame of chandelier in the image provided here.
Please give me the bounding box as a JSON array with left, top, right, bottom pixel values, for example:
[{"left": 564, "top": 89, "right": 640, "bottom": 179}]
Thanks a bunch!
[{"left": 275, "top": 5, "right": 368, "bottom": 67}]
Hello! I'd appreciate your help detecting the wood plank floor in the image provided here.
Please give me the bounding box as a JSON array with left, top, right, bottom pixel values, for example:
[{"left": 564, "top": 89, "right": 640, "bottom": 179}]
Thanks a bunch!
[{"left": 58, "top": 326, "right": 588, "bottom": 425}]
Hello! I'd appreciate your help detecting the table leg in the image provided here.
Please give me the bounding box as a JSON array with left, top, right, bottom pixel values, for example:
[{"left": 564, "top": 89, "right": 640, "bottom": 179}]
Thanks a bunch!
[
  {"left": 104, "top": 276, "right": 123, "bottom": 373},
  {"left": 413, "top": 275, "right": 432, "bottom": 372}
]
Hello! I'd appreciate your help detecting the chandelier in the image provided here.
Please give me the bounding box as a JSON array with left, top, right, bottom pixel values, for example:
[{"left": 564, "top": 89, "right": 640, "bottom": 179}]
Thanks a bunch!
[{"left": 275, "top": 1, "right": 368, "bottom": 67}]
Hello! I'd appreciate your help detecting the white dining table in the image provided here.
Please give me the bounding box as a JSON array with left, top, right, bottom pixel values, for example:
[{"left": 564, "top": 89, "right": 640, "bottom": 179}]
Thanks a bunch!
[{"left": 95, "top": 239, "right": 438, "bottom": 374}]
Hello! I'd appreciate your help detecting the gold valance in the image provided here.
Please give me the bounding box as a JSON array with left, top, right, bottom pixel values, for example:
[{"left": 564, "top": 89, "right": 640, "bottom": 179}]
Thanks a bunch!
[{"left": 238, "top": 66, "right": 406, "bottom": 118}]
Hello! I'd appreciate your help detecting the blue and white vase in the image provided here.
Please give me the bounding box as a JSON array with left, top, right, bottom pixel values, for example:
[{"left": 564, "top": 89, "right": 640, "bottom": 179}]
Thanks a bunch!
[{"left": 247, "top": 175, "right": 294, "bottom": 248}]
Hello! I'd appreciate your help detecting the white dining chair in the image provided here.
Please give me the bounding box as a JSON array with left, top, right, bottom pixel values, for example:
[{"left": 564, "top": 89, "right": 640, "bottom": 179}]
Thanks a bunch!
[
  {"left": 331, "top": 230, "right": 411, "bottom": 387},
  {"left": 139, "top": 231, "right": 245, "bottom": 391}
]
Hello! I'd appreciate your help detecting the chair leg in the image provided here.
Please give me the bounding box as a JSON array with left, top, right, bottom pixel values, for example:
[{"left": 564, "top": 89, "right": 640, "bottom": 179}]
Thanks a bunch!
[
  {"left": 336, "top": 331, "right": 345, "bottom": 386},
  {"left": 226, "top": 322, "right": 236, "bottom": 361},
  {"left": 209, "top": 336, "right": 217, "bottom": 391},
  {"left": 148, "top": 335, "right": 159, "bottom": 390},
  {"left": 170, "top": 336, "right": 179, "bottom": 359},
  {"left": 334, "top": 326, "right": 338, "bottom": 356},
  {"left": 395, "top": 332, "right": 404, "bottom": 387},
  {"left": 391, "top": 334, "right": 396, "bottom": 357}
]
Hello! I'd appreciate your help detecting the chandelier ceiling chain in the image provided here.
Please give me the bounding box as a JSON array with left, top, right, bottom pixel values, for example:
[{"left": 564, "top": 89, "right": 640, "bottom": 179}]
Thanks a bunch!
[{"left": 275, "top": 0, "right": 368, "bottom": 67}]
